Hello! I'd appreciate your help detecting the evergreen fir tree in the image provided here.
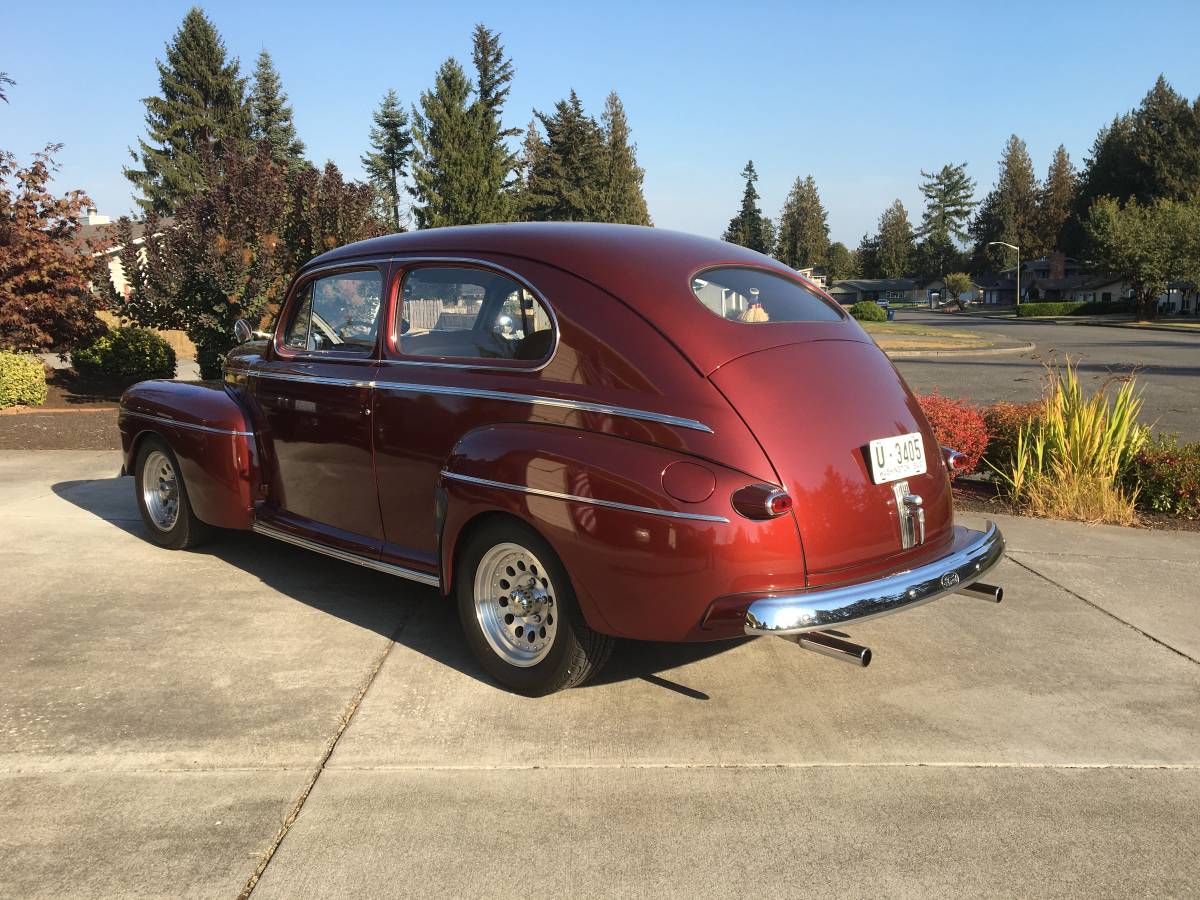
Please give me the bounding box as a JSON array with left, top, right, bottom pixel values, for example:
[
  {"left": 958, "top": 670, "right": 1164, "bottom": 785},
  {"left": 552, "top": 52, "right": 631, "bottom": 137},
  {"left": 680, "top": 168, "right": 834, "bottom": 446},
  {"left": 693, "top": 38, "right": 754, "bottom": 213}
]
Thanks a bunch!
[
  {"left": 722, "top": 161, "right": 772, "bottom": 253},
  {"left": 917, "top": 162, "right": 976, "bottom": 244},
  {"left": 0, "top": 72, "right": 14, "bottom": 104},
  {"left": 125, "top": 7, "right": 250, "bottom": 214},
  {"left": 410, "top": 59, "right": 481, "bottom": 228},
  {"left": 1038, "top": 145, "right": 1076, "bottom": 253},
  {"left": 970, "top": 135, "right": 1041, "bottom": 269},
  {"left": 856, "top": 232, "right": 881, "bottom": 278},
  {"left": 775, "top": 175, "right": 829, "bottom": 269},
  {"left": 468, "top": 24, "right": 518, "bottom": 223},
  {"left": 599, "top": 92, "right": 650, "bottom": 225},
  {"left": 250, "top": 50, "right": 305, "bottom": 169},
  {"left": 521, "top": 91, "right": 607, "bottom": 221},
  {"left": 362, "top": 89, "right": 413, "bottom": 232},
  {"left": 875, "top": 199, "right": 915, "bottom": 278}
]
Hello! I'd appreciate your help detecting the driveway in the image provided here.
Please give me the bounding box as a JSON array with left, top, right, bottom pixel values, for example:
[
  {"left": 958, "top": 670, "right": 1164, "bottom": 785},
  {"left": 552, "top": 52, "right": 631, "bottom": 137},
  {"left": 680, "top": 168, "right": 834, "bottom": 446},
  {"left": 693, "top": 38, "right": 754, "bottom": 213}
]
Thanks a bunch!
[
  {"left": 892, "top": 310, "right": 1200, "bottom": 440},
  {"left": 2, "top": 451, "right": 1198, "bottom": 898}
]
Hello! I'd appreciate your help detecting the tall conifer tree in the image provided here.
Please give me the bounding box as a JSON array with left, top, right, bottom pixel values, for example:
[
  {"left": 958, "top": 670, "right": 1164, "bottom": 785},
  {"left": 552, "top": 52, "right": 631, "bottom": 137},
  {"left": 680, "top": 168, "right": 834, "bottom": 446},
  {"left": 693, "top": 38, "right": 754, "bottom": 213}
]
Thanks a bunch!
[
  {"left": 599, "top": 92, "right": 650, "bottom": 225},
  {"left": 362, "top": 89, "right": 413, "bottom": 231},
  {"left": 468, "top": 24, "right": 518, "bottom": 223},
  {"left": 722, "top": 161, "right": 772, "bottom": 253},
  {"left": 125, "top": 7, "right": 250, "bottom": 214},
  {"left": 875, "top": 199, "right": 915, "bottom": 278},
  {"left": 409, "top": 59, "right": 479, "bottom": 228},
  {"left": 970, "top": 135, "right": 1041, "bottom": 269},
  {"left": 1038, "top": 145, "right": 1076, "bottom": 254},
  {"left": 521, "top": 91, "right": 607, "bottom": 221},
  {"left": 250, "top": 50, "right": 305, "bottom": 169},
  {"left": 775, "top": 175, "right": 829, "bottom": 269}
]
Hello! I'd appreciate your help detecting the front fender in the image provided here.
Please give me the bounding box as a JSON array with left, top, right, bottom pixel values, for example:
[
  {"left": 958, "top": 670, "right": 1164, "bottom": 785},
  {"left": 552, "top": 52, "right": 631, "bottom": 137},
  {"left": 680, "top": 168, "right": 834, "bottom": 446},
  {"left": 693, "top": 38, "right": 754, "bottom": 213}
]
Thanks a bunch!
[
  {"left": 438, "top": 423, "right": 807, "bottom": 641},
  {"left": 118, "top": 380, "right": 260, "bottom": 530}
]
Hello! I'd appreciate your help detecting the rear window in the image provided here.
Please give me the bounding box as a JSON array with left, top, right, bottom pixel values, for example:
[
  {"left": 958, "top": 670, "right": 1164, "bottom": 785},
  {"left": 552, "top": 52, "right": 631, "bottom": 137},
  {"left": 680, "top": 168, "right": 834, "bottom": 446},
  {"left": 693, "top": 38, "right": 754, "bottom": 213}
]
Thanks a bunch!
[{"left": 691, "top": 267, "right": 842, "bottom": 323}]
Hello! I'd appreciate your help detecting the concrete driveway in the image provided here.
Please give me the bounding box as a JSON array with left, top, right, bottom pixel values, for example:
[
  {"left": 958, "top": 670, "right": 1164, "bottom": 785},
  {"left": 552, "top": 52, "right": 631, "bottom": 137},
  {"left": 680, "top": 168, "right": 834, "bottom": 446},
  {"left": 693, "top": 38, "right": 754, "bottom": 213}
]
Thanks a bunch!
[{"left": 2, "top": 450, "right": 1198, "bottom": 898}]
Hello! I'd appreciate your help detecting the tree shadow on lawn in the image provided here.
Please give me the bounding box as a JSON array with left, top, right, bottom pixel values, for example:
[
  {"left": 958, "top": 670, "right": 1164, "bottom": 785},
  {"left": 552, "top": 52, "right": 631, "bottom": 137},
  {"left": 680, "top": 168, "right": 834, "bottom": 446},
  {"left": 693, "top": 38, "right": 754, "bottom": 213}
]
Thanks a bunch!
[{"left": 52, "top": 474, "right": 739, "bottom": 698}]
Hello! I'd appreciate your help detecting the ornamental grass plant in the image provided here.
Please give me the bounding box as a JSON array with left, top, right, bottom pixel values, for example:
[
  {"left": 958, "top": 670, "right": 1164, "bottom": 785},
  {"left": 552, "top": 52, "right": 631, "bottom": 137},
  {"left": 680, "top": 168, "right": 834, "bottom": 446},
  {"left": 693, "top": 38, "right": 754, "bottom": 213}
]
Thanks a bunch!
[{"left": 989, "top": 359, "right": 1148, "bottom": 524}]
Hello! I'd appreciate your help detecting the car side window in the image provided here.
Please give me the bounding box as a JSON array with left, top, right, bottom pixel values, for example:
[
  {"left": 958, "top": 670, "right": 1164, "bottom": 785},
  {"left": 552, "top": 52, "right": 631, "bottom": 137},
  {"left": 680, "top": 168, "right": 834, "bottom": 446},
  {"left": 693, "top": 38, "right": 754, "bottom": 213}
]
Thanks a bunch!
[
  {"left": 398, "top": 266, "right": 554, "bottom": 363},
  {"left": 282, "top": 269, "right": 383, "bottom": 355}
]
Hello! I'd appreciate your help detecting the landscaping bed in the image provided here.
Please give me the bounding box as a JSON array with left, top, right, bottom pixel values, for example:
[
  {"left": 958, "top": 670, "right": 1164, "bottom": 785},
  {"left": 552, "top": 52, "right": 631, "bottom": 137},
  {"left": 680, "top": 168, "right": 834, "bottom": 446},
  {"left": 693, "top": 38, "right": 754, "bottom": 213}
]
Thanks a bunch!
[{"left": 861, "top": 321, "right": 993, "bottom": 352}]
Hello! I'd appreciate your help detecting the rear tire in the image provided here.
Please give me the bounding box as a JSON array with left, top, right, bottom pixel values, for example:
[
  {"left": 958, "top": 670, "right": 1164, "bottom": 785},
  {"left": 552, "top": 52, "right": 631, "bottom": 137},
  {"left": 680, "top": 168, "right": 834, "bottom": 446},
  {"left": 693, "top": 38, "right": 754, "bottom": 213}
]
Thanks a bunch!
[
  {"left": 134, "top": 436, "right": 211, "bottom": 550},
  {"left": 455, "top": 519, "right": 612, "bottom": 696}
]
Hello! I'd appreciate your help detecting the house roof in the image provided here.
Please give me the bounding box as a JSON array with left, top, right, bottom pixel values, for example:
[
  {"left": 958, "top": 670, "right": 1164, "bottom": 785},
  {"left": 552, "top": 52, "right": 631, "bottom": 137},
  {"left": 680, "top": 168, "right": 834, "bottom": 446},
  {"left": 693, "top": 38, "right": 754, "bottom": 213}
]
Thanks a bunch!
[
  {"left": 829, "top": 278, "right": 918, "bottom": 292},
  {"left": 70, "top": 218, "right": 175, "bottom": 252}
]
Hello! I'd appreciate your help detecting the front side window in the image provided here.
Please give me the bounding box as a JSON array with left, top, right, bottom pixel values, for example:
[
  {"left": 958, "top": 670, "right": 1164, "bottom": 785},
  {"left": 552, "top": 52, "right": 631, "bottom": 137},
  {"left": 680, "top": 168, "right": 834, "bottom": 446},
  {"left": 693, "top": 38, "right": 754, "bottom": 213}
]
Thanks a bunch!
[
  {"left": 282, "top": 269, "right": 383, "bottom": 354},
  {"left": 691, "top": 267, "right": 842, "bottom": 324},
  {"left": 398, "top": 266, "right": 554, "bottom": 363}
]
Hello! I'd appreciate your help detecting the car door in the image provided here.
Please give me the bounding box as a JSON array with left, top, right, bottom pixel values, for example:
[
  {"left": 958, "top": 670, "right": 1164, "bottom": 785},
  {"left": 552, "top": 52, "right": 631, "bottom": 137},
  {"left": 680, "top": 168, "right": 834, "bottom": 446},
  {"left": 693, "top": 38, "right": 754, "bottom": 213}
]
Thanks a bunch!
[{"left": 251, "top": 263, "right": 388, "bottom": 554}]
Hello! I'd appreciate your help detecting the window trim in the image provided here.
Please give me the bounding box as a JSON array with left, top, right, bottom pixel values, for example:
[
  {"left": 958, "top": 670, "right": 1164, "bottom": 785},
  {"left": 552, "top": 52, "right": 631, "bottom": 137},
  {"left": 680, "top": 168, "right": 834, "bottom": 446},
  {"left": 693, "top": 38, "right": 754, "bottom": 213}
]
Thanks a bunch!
[
  {"left": 382, "top": 257, "right": 559, "bottom": 372},
  {"left": 689, "top": 264, "right": 846, "bottom": 325},
  {"left": 274, "top": 261, "right": 390, "bottom": 362}
]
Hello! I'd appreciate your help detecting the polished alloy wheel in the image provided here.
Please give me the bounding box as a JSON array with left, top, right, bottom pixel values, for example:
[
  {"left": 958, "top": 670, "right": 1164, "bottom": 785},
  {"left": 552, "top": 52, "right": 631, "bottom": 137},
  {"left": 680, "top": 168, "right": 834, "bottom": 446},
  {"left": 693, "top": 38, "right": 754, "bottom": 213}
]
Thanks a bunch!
[
  {"left": 473, "top": 542, "right": 558, "bottom": 667},
  {"left": 141, "top": 449, "right": 180, "bottom": 532}
]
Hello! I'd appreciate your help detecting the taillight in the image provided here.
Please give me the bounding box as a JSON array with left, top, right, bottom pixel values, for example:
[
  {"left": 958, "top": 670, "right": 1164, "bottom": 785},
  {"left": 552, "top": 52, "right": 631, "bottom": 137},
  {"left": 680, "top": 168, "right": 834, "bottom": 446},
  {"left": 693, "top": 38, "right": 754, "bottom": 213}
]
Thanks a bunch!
[
  {"left": 732, "top": 483, "right": 793, "bottom": 519},
  {"left": 942, "top": 446, "right": 967, "bottom": 472}
]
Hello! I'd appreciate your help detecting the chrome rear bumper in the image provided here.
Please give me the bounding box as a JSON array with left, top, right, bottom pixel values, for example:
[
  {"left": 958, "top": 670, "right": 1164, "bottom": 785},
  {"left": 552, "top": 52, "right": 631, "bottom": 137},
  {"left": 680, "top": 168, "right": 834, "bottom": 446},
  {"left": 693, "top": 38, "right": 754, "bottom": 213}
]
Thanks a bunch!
[{"left": 744, "top": 522, "right": 1005, "bottom": 635}]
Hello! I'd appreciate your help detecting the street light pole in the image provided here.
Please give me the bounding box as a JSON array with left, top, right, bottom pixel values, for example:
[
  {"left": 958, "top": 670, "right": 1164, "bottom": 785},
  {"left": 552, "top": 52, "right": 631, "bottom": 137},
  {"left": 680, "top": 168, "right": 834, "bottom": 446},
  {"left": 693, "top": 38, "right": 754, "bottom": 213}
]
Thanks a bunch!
[{"left": 988, "top": 241, "right": 1021, "bottom": 306}]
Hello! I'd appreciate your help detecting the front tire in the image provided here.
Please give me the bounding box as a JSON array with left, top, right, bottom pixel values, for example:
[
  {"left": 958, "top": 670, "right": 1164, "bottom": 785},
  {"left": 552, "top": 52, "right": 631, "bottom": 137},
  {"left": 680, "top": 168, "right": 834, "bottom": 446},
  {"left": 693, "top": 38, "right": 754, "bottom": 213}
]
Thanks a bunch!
[
  {"left": 456, "top": 519, "right": 612, "bottom": 696},
  {"left": 134, "top": 437, "right": 211, "bottom": 550}
]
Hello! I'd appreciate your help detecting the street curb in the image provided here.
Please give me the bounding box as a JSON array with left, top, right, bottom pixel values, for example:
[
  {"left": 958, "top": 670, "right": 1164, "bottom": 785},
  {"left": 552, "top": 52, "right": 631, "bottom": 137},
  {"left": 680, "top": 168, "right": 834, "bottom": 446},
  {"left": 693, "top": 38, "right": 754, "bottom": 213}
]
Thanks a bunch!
[
  {"left": 1076, "top": 321, "right": 1200, "bottom": 336},
  {"left": 885, "top": 340, "right": 1035, "bottom": 359}
]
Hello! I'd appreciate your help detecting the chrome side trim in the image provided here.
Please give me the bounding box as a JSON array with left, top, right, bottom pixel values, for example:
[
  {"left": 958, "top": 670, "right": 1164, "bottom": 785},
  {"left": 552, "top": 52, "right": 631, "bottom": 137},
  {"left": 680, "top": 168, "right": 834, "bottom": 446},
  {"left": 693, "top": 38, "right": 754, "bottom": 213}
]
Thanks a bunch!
[
  {"left": 120, "top": 410, "right": 253, "bottom": 437},
  {"left": 244, "top": 369, "right": 375, "bottom": 389},
  {"left": 251, "top": 522, "right": 442, "bottom": 588},
  {"left": 744, "top": 521, "right": 1005, "bottom": 635},
  {"left": 225, "top": 365, "right": 715, "bottom": 434},
  {"left": 378, "top": 382, "right": 714, "bottom": 433},
  {"left": 440, "top": 471, "right": 731, "bottom": 523}
]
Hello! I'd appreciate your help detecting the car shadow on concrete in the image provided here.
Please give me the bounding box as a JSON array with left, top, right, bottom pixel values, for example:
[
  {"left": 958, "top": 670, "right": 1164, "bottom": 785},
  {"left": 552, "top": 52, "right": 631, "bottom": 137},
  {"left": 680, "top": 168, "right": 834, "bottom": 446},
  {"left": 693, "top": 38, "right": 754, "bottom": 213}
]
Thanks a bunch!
[{"left": 53, "top": 475, "right": 740, "bottom": 697}]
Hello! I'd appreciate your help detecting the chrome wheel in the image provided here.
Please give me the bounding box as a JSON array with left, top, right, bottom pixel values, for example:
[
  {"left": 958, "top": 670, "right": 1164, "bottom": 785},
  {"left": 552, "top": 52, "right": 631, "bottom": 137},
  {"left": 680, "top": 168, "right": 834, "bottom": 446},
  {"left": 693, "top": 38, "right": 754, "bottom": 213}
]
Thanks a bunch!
[
  {"left": 473, "top": 542, "right": 558, "bottom": 667},
  {"left": 141, "top": 449, "right": 180, "bottom": 532}
]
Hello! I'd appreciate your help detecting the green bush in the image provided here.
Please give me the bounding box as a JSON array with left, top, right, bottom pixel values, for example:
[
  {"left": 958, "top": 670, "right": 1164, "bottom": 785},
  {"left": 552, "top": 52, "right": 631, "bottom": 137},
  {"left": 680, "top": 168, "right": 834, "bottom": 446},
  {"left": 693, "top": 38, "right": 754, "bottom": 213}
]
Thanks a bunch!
[
  {"left": 849, "top": 300, "right": 887, "bottom": 322},
  {"left": 1070, "top": 300, "right": 1132, "bottom": 316},
  {"left": 0, "top": 352, "right": 48, "bottom": 409},
  {"left": 1016, "top": 301, "right": 1084, "bottom": 318},
  {"left": 73, "top": 327, "right": 176, "bottom": 381},
  {"left": 1125, "top": 435, "right": 1200, "bottom": 519}
]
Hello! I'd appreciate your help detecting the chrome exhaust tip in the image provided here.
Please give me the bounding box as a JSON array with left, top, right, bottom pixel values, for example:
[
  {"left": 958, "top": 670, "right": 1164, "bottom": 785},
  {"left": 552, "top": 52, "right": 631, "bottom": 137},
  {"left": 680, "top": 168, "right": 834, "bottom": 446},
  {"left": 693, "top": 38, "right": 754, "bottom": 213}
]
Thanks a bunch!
[
  {"left": 959, "top": 581, "right": 1003, "bottom": 603},
  {"left": 785, "top": 631, "right": 872, "bottom": 667}
]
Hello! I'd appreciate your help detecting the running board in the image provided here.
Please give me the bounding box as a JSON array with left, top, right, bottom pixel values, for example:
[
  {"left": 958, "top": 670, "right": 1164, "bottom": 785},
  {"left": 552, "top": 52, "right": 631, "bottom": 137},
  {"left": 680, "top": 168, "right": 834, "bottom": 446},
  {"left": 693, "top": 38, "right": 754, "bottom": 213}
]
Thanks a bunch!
[{"left": 251, "top": 522, "right": 442, "bottom": 589}]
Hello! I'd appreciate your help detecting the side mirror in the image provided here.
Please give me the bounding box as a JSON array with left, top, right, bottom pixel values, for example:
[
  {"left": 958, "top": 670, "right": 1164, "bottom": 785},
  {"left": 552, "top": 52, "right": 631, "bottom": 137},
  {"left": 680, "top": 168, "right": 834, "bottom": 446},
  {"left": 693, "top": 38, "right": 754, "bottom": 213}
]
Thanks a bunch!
[{"left": 234, "top": 319, "right": 252, "bottom": 343}]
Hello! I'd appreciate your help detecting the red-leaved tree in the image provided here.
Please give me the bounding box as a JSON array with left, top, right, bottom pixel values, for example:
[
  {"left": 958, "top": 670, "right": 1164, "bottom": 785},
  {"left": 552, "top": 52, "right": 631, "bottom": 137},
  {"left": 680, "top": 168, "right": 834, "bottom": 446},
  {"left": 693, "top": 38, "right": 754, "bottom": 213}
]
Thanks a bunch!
[{"left": 0, "top": 146, "right": 106, "bottom": 353}]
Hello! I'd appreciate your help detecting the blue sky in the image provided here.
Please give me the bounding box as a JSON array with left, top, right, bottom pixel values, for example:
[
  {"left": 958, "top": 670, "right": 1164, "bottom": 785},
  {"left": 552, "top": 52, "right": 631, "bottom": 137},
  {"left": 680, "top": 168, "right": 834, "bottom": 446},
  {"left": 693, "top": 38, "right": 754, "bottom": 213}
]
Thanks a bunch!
[{"left": 4, "top": 0, "right": 1199, "bottom": 244}]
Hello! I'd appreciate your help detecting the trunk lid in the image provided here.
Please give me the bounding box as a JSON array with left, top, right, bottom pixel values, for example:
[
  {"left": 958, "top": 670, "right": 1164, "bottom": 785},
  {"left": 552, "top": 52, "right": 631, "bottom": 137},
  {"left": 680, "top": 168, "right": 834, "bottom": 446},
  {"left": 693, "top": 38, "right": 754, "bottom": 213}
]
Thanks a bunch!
[{"left": 710, "top": 338, "right": 954, "bottom": 582}]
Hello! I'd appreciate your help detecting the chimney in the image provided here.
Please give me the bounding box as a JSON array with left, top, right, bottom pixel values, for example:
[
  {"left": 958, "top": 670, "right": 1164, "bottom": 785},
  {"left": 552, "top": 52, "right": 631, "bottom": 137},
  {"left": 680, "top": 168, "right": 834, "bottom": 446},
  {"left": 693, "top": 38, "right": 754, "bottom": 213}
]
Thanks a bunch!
[{"left": 1049, "top": 251, "right": 1066, "bottom": 280}]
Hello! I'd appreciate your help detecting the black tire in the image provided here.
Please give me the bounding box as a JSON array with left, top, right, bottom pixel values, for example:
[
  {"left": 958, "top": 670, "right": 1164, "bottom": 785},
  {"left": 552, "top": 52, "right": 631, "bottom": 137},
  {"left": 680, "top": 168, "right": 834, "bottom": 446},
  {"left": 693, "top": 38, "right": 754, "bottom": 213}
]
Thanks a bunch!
[
  {"left": 133, "top": 436, "right": 212, "bottom": 550},
  {"left": 455, "top": 519, "right": 613, "bottom": 696}
]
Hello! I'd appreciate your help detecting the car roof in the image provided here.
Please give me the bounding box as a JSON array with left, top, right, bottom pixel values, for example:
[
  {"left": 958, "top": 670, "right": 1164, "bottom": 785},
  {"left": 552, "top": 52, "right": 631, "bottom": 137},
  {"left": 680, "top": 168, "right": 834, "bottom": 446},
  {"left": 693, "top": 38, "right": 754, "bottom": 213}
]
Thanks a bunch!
[{"left": 306, "top": 223, "right": 849, "bottom": 374}]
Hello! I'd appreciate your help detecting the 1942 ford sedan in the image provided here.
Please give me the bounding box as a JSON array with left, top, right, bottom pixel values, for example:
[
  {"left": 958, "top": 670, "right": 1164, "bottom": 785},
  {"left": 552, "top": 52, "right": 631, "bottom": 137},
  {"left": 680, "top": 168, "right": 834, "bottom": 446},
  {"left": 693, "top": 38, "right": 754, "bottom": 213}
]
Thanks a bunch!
[{"left": 118, "top": 223, "right": 1004, "bottom": 695}]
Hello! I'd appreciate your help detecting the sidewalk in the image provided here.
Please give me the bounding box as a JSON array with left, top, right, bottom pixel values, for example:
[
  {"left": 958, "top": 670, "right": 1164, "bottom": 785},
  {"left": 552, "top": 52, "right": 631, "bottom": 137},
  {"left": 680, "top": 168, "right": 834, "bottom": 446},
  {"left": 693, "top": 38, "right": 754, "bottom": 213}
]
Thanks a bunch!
[{"left": 1, "top": 451, "right": 1197, "bottom": 898}]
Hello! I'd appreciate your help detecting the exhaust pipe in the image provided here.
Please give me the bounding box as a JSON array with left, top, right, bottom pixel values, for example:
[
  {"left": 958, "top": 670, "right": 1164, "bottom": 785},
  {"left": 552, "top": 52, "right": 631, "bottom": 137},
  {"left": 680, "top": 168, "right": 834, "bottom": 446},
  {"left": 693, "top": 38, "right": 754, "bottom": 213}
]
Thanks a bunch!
[
  {"left": 785, "top": 631, "right": 872, "bottom": 667},
  {"left": 959, "top": 581, "right": 1003, "bottom": 603}
]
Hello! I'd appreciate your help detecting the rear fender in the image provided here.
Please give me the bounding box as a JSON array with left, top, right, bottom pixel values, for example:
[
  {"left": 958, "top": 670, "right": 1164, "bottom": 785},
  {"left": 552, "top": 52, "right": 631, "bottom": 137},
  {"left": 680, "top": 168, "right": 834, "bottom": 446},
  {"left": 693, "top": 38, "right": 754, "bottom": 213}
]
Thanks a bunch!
[
  {"left": 438, "top": 423, "right": 806, "bottom": 640},
  {"left": 118, "top": 380, "right": 260, "bottom": 530}
]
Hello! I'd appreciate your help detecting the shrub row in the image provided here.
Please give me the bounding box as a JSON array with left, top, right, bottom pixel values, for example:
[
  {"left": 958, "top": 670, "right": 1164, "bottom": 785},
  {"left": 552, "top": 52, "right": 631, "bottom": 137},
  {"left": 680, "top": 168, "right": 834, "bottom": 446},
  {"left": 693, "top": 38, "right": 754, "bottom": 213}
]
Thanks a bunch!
[
  {"left": 1016, "top": 300, "right": 1131, "bottom": 318},
  {"left": 0, "top": 352, "right": 48, "bottom": 409},
  {"left": 919, "top": 385, "right": 1196, "bottom": 521},
  {"left": 72, "top": 327, "right": 176, "bottom": 382}
]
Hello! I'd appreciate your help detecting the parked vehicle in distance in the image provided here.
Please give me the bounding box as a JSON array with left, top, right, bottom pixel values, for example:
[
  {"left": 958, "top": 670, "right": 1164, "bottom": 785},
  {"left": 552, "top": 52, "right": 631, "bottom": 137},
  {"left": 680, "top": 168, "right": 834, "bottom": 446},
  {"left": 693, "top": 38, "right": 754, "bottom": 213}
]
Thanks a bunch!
[
  {"left": 875, "top": 298, "right": 891, "bottom": 309},
  {"left": 118, "top": 224, "right": 1004, "bottom": 695}
]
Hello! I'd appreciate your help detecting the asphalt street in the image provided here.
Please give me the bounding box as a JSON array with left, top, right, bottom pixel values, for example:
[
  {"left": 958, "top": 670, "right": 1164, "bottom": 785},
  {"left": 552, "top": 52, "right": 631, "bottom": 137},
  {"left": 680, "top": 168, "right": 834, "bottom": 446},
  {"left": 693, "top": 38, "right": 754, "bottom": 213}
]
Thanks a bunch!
[
  {"left": 2, "top": 451, "right": 1198, "bottom": 898},
  {"left": 891, "top": 310, "right": 1200, "bottom": 440}
]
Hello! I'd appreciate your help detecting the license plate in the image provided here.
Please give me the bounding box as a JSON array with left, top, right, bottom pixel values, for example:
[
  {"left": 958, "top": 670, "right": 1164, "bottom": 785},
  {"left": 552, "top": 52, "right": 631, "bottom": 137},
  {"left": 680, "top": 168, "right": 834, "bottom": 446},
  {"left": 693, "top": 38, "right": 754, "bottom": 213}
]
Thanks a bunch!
[{"left": 868, "top": 432, "right": 927, "bottom": 484}]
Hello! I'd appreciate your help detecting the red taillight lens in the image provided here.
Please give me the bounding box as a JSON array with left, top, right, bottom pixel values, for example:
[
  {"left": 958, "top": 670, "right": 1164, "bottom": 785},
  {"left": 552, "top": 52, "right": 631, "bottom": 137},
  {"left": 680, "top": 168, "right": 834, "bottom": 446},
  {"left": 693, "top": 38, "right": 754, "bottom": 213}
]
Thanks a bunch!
[
  {"left": 732, "top": 483, "right": 793, "bottom": 519},
  {"left": 942, "top": 446, "right": 967, "bottom": 472}
]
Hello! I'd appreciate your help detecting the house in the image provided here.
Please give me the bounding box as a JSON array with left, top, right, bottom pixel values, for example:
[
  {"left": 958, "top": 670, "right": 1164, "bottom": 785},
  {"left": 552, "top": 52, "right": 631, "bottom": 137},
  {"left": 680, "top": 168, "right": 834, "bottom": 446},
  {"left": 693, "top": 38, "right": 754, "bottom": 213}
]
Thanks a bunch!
[
  {"left": 975, "top": 273, "right": 1017, "bottom": 306},
  {"left": 1068, "top": 275, "right": 1135, "bottom": 305},
  {"left": 796, "top": 266, "right": 828, "bottom": 289},
  {"left": 922, "top": 278, "right": 979, "bottom": 307},
  {"left": 827, "top": 278, "right": 921, "bottom": 305},
  {"left": 71, "top": 212, "right": 175, "bottom": 298},
  {"left": 1159, "top": 282, "right": 1199, "bottom": 316}
]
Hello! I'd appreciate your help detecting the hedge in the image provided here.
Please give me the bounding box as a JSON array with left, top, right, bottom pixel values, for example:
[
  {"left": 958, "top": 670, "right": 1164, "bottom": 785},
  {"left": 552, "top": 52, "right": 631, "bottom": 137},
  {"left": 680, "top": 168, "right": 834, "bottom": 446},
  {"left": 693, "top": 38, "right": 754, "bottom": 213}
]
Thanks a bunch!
[
  {"left": 1125, "top": 435, "right": 1200, "bottom": 519},
  {"left": 916, "top": 394, "right": 988, "bottom": 477},
  {"left": 849, "top": 300, "right": 887, "bottom": 322},
  {"left": 73, "top": 327, "right": 176, "bottom": 382},
  {"left": 1016, "top": 300, "right": 1132, "bottom": 318},
  {"left": 0, "top": 351, "right": 48, "bottom": 409}
]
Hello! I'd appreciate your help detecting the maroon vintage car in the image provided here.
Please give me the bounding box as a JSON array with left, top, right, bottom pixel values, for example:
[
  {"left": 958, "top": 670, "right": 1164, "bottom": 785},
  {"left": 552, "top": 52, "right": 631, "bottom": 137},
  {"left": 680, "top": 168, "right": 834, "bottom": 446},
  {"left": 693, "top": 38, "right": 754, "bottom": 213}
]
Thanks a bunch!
[{"left": 118, "top": 223, "right": 1003, "bottom": 694}]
